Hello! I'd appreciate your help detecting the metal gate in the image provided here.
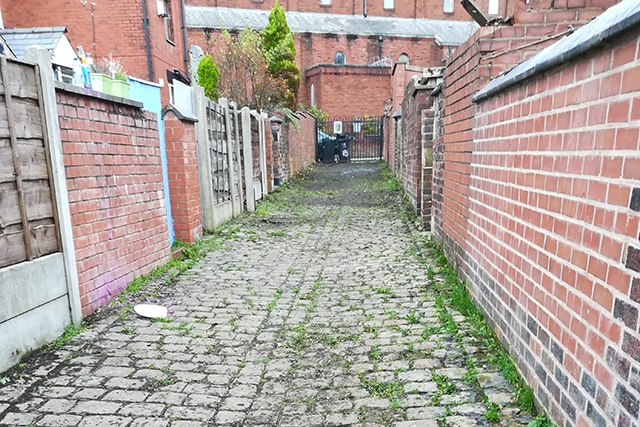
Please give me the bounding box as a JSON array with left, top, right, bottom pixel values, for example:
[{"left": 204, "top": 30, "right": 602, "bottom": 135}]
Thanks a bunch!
[{"left": 318, "top": 116, "right": 384, "bottom": 162}]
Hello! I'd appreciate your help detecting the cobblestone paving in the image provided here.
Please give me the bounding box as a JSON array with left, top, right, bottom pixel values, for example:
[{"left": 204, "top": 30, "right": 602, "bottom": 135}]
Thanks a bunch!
[{"left": 0, "top": 163, "right": 533, "bottom": 427}]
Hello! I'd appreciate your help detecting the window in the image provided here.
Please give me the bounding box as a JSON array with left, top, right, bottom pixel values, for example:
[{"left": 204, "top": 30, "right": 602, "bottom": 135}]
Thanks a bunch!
[
  {"left": 443, "top": 0, "right": 454, "bottom": 13},
  {"left": 163, "top": 0, "right": 173, "bottom": 42},
  {"left": 320, "top": 0, "right": 331, "bottom": 5},
  {"left": 398, "top": 53, "right": 409, "bottom": 65},
  {"left": 384, "top": 0, "right": 394, "bottom": 9},
  {"left": 488, "top": 0, "right": 499, "bottom": 15},
  {"left": 310, "top": 84, "right": 315, "bottom": 107},
  {"left": 334, "top": 51, "right": 345, "bottom": 65}
]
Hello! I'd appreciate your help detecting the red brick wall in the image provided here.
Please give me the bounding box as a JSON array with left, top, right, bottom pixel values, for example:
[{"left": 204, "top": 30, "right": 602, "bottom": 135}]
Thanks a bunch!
[
  {"left": 469, "top": 29, "right": 640, "bottom": 427},
  {"left": 164, "top": 112, "right": 203, "bottom": 243},
  {"left": 432, "top": 88, "right": 444, "bottom": 237},
  {"left": 295, "top": 33, "right": 440, "bottom": 74},
  {"left": 387, "top": 63, "right": 432, "bottom": 181},
  {"left": 435, "top": 28, "right": 485, "bottom": 271},
  {"left": 400, "top": 79, "right": 431, "bottom": 217},
  {"left": 4, "top": 0, "right": 186, "bottom": 104},
  {"left": 252, "top": 115, "right": 262, "bottom": 183},
  {"left": 185, "top": 0, "right": 485, "bottom": 20},
  {"left": 57, "top": 88, "right": 170, "bottom": 317},
  {"left": 288, "top": 112, "right": 316, "bottom": 176},
  {"left": 305, "top": 65, "right": 391, "bottom": 117},
  {"left": 434, "top": 0, "right": 618, "bottom": 272}
]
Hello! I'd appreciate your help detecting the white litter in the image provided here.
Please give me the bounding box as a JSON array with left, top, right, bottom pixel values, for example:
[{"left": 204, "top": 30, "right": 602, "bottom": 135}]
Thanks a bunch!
[{"left": 133, "top": 304, "right": 168, "bottom": 319}]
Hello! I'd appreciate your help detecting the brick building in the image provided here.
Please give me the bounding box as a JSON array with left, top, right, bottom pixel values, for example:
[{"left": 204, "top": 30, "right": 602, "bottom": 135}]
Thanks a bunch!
[
  {"left": 1, "top": 0, "right": 189, "bottom": 104},
  {"left": 0, "top": 0, "right": 510, "bottom": 117},
  {"left": 185, "top": 2, "right": 484, "bottom": 117}
]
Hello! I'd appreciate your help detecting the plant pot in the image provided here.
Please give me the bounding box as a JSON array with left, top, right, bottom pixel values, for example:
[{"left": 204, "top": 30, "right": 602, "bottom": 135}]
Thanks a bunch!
[
  {"left": 111, "top": 79, "right": 130, "bottom": 98},
  {"left": 90, "top": 73, "right": 112, "bottom": 94}
]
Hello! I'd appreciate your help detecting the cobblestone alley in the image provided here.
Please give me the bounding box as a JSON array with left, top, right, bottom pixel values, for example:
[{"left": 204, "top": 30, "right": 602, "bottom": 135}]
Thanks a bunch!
[{"left": 0, "top": 163, "right": 534, "bottom": 427}]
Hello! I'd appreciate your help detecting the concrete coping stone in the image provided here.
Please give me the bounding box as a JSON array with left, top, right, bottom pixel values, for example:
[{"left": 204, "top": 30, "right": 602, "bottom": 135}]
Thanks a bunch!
[{"left": 54, "top": 81, "right": 143, "bottom": 109}]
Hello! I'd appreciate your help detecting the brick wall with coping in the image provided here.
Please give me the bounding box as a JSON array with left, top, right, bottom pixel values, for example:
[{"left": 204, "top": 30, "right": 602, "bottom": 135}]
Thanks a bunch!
[
  {"left": 421, "top": 106, "right": 435, "bottom": 230},
  {"left": 428, "top": 1, "right": 637, "bottom": 426},
  {"left": 386, "top": 63, "right": 428, "bottom": 173},
  {"left": 163, "top": 108, "right": 203, "bottom": 243},
  {"left": 468, "top": 27, "right": 640, "bottom": 427},
  {"left": 287, "top": 112, "right": 316, "bottom": 177},
  {"left": 434, "top": 0, "right": 618, "bottom": 272},
  {"left": 400, "top": 77, "right": 430, "bottom": 219},
  {"left": 271, "top": 114, "right": 289, "bottom": 185},
  {"left": 431, "top": 87, "right": 445, "bottom": 234},
  {"left": 56, "top": 86, "right": 170, "bottom": 317},
  {"left": 302, "top": 65, "right": 393, "bottom": 118}
]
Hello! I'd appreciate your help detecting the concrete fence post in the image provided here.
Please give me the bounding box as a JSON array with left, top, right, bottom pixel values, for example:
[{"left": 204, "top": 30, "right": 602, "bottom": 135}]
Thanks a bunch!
[
  {"left": 231, "top": 102, "right": 244, "bottom": 212},
  {"left": 24, "top": 47, "right": 82, "bottom": 326},
  {"left": 194, "top": 87, "right": 216, "bottom": 233},
  {"left": 259, "top": 112, "right": 269, "bottom": 197},
  {"left": 241, "top": 107, "right": 254, "bottom": 213}
]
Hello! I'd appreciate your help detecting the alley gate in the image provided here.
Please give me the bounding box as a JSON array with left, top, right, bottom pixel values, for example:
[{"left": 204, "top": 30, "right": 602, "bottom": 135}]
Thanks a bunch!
[{"left": 318, "top": 116, "right": 384, "bottom": 162}]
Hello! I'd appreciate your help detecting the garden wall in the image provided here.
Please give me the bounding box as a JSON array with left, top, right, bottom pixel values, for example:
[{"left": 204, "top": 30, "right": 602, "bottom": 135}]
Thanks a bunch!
[
  {"left": 57, "top": 84, "right": 171, "bottom": 316},
  {"left": 287, "top": 112, "right": 316, "bottom": 178},
  {"left": 428, "top": 1, "right": 640, "bottom": 426}
]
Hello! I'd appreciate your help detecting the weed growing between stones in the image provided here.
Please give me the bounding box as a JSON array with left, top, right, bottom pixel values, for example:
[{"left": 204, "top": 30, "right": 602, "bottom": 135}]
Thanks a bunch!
[
  {"left": 390, "top": 168, "right": 554, "bottom": 425},
  {"left": 528, "top": 414, "right": 555, "bottom": 427},
  {"left": 427, "top": 243, "right": 537, "bottom": 412},
  {"left": 413, "top": 235, "right": 554, "bottom": 426},
  {"left": 51, "top": 323, "right": 86, "bottom": 349},
  {"left": 266, "top": 289, "right": 284, "bottom": 312},
  {"left": 359, "top": 375, "right": 404, "bottom": 400}
]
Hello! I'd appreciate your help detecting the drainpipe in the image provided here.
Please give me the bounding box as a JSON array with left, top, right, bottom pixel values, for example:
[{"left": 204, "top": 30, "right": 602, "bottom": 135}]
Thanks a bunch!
[
  {"left": 141, "top": 0, "right": 154, "bottom": 81},
  {"left": 363, "top": 0, "right": 367, "bottom": 17},
  {"left": 180, "top": 0, "right": 191, "bottom": 83},
  {"left": 378, "top": 36, "right": 383, "bottom": 60}
]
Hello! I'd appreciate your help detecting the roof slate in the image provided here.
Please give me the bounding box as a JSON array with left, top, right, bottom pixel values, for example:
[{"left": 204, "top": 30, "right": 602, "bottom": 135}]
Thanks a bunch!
[
  {"left": 185, "top": 6, "right": 478, "bottom": 46},
  {"left": 0, "top": 27, "right": 67, "bottom": 60}
]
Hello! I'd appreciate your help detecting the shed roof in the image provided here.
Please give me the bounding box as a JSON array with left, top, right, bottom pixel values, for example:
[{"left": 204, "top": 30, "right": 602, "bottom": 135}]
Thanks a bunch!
[
  {"left": 0, "top": 27, "right": 67, "bottom": 60},
  {"left": 185, "top": 6, "right": 478, "bottom": 46}
]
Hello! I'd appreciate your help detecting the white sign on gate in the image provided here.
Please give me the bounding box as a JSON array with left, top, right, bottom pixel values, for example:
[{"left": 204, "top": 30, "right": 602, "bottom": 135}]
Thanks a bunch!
[{"left": 334, "top": 121, "right": 343, "bottom": 134}]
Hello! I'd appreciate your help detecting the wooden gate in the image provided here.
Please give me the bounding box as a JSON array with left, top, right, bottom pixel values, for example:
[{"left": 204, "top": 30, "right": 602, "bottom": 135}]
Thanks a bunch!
[{"left": 0, "top": 50, "right": 79, "bottom": 373}]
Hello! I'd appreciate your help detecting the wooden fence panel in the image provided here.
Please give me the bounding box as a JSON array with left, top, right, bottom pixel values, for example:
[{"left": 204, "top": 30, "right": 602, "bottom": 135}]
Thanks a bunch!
[{"left": 0, "top": 57, "right": 60, "bottom": 268}]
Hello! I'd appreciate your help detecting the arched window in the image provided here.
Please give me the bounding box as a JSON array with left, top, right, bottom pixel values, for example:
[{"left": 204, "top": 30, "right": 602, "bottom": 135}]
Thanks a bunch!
[
  {"left": 334, "top": 51, "right": 345, "bottom": 65},
  {"left": 398, "top": 53, "right": 409, "bottom": 65},
  {"left": 310, "top": 84, "right": 315, "bottom": 107}
]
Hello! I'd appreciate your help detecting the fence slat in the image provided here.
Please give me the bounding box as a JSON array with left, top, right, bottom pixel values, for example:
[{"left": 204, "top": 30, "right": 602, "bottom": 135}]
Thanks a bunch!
[
  {"left": 220, "top": 98, "right": 239, "bottom": 217},
  {"left": 1, "top": 56, "right": 33, "bottom": 261},
  {"left": 34, "top": 63, "right": 62, "bottom": 252},
  {"left": 231, "top": 102, "right": 244, "bottom": 211},
  {"left": 241, "top": 107, "right": 254, "bottom": 213}
]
